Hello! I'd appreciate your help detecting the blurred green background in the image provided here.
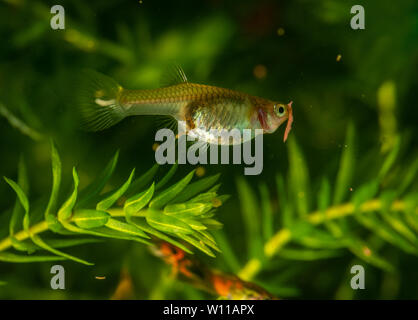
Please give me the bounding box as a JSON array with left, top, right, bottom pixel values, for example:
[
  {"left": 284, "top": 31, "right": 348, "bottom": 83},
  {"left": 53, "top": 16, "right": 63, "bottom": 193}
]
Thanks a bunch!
[{"left": 0, "top": 0, "right": 417, "bottom": 299}]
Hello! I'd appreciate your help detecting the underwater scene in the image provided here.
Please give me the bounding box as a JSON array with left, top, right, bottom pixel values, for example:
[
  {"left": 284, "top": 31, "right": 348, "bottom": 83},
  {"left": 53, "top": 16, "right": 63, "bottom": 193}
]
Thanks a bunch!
[{"left": 0, "top": 0, "right": 417, "bottom": 301}]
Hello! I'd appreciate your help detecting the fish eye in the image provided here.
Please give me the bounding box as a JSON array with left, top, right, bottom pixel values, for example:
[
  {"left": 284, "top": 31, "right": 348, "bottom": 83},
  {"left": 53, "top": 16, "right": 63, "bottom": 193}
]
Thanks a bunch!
[{"left": 274, "top": 104, "right": 286, "bottom": 117}]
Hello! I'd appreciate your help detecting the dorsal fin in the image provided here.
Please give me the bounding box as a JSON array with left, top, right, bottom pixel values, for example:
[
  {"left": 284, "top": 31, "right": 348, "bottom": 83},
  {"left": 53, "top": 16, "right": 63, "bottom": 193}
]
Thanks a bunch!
[{"left": 160, "top": 65, "right": 188, "bottom": 87}]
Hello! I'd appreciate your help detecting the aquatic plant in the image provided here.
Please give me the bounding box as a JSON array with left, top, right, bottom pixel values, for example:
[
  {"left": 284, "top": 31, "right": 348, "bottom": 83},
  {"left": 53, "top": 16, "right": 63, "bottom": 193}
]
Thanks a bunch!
[
  {"left": 216, "top": 125, "right": 418, "bottom": 297},
  {"left": 1, "top": 0, "right": 417, "bottom": 300},
  {"left": 0, "top": 142, "right": 226, "bottom": 267}
]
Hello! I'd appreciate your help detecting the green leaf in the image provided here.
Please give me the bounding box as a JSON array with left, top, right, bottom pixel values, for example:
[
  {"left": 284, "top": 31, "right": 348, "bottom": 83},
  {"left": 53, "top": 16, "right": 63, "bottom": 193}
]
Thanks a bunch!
[
  {"left": 404, "top": 194, "right": 418, "bottom": 232},
  {"left": 0, "top": 252, "right": 66, "bottom": 263},
  {"left": 215, "top": 194, "right": 230, "bottom": 206},
  {"left": 7, "top": 158, "right": 34, "bottom": 253},
  {"left": 45, "top": 238, "right": 102, "bottom": 248},
  {"left": 72, "top": 209, "right": 110, "bottom": 229},
  {"left": 96, "top": 168, "right": 135, "bottom": 211},
  {"left": 45, "top": 215, "right": 65, "bottom": 234},
  {"left": 173, "top": 173, "right": 220, "bottom": 203},
  {"left": 149, "top": 170, "right": 195, "bottom": 209},
  {"left": 4, "top": 177, "right": 29, "bottom": 231},
  {"left": 345, "top": 238, "right": 394, "bottom": 272},
  {"left": 146, "top": 210, "right": 194, "bottom": 234},
  {"left": 124, "top": 182, "right": 155, "bottom": 217},
  {"left": 88, "top": 227, "right": 151, "bottom": 245},
  {"left": 155, "top": 163, "right": 178, "bottom": 190},
  {"left": 77, "top": 150, "right": 119, "bottom": 208},
  {"left": 355, "top": 212, "right": 418, "bottom": 255},
  {"left": 288, "top": 221, "right": 315, "bottom": 239},
  {"left": 208, "top": 183, "right": 221, "bottom": 193},
  {"left": 180, "top": 218, "right": 207, "bottom": 231},
  {"left": 198, "top": 229, "right": 215, "bottom": 243},
  {"left": 181, "top": 234, "right": 215, "bottom": 257},
  {"left": 352, "top": 180, "right": 379, "bottom": 209},
  {"left": 45, "top": 140, "right": 62, "bottom": 221},
  {"left": 59, "top": 219, "right": 149, "bottom": 244},
  {"left": 33, "top": 233, "right": 94, "bottom": 265},
  {"left": 318, "top": 178, "right": 331, "bottom": 213},
  {"left": 382, "top": 211, "right": 417, "bottom": 244},
  {"left": 194, "top": 231, "right": 221, "bottom": 252},
  {"left": 378, "top": 135, "right": 401, "bottom": 182},
  {"left": 164, "top": 203, "right": 212, "bottom": 217},
  {"left": 287, "top": 136, "right": 310, "bottom": 217},
  {"left": 199, "top": 210, "right": 215, "bottom": 219},
  {"left": 398, "top": 158, "right": 418, "bottom": 196},
  {"left": 57, "top": 167, "right": 79, "bottom": 221},
  {"left": 213, "top": 231, "right": 241, "bottom": 272},
  {"left": 259, "top": 183, "right": 273, "bottom": 241},
  {"left": 188, "top": 192, "right": 217, "bottom": 203},
  {"left": 10, "top": 156, "right": 29, "bottom": 236},
  {"left": 236, "top": 177, "right": 263, "bottom": 260},
  {"left": 126, "top": 164, "right": 158, "bottom": 197},
  {"left": 201, "top": 218, "right": 223, "bottom": 230},
  {"left": 10, "top": 239, "right": 39, "bottom": 253},
  {"left": 380, "top": 191, "right": 417, "bottom": 244},
  {"left": 295, "top": 229, "right": 347, "bottom": 249},
  {"left": 126, "top": 217, "right": 192, "bottom": 253},
  {"left": 105, "top": 218, "right": 150, "bottom": 238},
  {"left": 333, "top": 122, "right": 355, "bottom": 204},
  {"left": 278, "top": 248, "right": 343, "bottom": 260},
  {"left": 276, "top": 174, "right": 292, "bottom": 227}
]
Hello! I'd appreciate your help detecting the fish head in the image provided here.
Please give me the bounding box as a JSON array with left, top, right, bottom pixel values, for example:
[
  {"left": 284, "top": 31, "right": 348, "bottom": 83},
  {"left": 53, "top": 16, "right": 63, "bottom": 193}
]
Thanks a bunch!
[{"left": 261, "top": 101, "right": 293, "bottom": 141}]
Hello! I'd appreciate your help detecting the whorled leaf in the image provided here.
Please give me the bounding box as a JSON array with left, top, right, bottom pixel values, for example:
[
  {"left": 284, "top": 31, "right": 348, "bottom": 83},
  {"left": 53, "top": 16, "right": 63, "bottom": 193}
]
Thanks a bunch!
[
  {"left": 146, "top": 210, "right": 194, "bottom": 234},
  {"left": 149, "top": 170, "right": 195, "bottom": 209},
  {"left": 164, "top": 203, "right": 212, "bottom": 217},
  {"left": 155, "top": 162, "right": 178, "bottom": 190},
  {"left": 173, "top": 173, "right": 220, "bottom": 203},
  {"left": 77, "top": 150, "right": 119, "bottom": 208},
  {"left": 333, "top": 122, "right": 355, "bottom": 205},
  {"left": 5, "top": 175, "right": 93, "bottom": 265},
  {"left": 124, "top": 182, "right": 155, "bottom": 217},
  {"left": 188, "top": 192, "right": 217, "bottom": 203},
  {"left": 44, "top": 141, "right": 62, "bottom": 222},
  {"left": 259, "top": 182, "right": 274, "bottom": 242},
  {"left": 9, "top": 157, "right": 29, "bottom": 248},
  {"left": 105, "top": 218, "right": 150, "bottom": 239},
  {"left": 3, "top": 177, "right": 29, "bottom": 231},
  {"left": 0, "top": 252, "right": 66, "bottom": 263},
  {"left": 287, "top": 136, "right": 310, "bottom": 217},
  {"left": 237, "top": 177, "right": 263, "bottom": 260},
  {"left": 0, "top": 147, "right": 226, "bottom": 263},
  {"left": 126, "top": 217, "right": 192, "bottom": 254},
  {"left": 126, "top": 164, "right": 158, "bottom": 197},
  {"left": 96, "top": 168, "right": 135, "bottom": 211},
  {"left": 181, "top": 234, "right": 215, "bottom": 258},
  {"left": 58, "top": 167, "right": 79, "bottom": 221},
  {"left": 72, "top": 209, "right": 110, "bottom": 229}
]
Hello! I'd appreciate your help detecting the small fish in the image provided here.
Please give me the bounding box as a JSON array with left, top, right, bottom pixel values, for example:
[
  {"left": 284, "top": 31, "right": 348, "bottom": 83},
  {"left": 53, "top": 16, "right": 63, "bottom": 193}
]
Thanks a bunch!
[{"left": 77, "top": 67, "right": 293, "bottom": 144}]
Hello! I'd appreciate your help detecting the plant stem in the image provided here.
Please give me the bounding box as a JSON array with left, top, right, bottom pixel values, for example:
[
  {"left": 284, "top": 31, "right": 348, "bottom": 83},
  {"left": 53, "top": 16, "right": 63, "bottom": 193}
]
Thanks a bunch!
[
  {"left": 0, "top": 220, "right": 48, "bottom": 251},
  {"left": 307, "top": 199, "right": 409, "bottom": 225},
  {"left": 0, "top": 198, "right": 415, "bottom": 279},
  {"left": 0, "top": 208, "right": 147, "bottom": 252},
  {"left": 238, "top": 198, "right": 415, "bottom": 281}
]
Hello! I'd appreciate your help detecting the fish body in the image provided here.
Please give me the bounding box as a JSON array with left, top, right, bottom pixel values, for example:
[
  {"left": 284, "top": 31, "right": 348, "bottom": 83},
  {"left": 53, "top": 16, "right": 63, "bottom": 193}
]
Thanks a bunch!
[{"left": 78, "top": 69, "right": 293, "bottom": 144}]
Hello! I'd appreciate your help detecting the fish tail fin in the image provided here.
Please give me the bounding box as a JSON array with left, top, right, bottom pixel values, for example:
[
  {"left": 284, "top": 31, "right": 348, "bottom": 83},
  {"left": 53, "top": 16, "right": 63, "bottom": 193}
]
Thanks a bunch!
[{"left": 76, "top": 70, "right": 126, "bottom": 131}]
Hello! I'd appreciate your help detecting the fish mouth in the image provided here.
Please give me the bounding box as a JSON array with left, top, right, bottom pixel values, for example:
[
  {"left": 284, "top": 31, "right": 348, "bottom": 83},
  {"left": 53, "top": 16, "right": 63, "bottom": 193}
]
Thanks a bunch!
[{"left": 283, "top": 101, "right": 293, "bottom": 142}]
